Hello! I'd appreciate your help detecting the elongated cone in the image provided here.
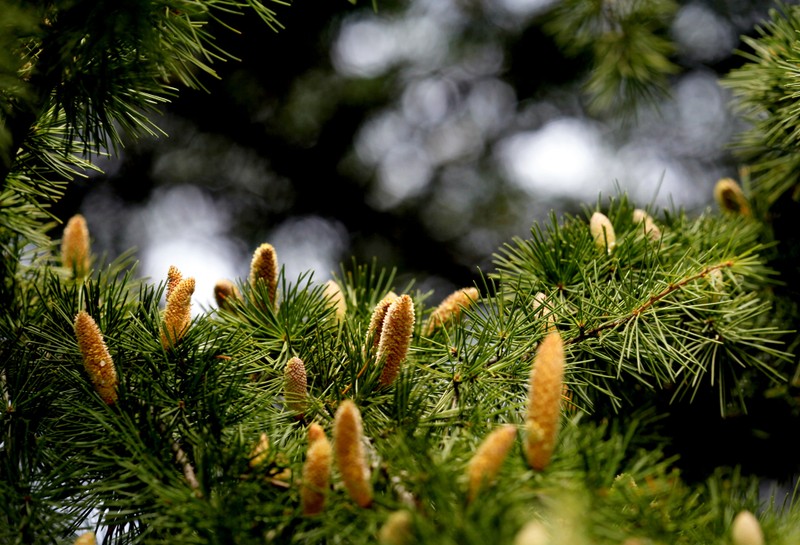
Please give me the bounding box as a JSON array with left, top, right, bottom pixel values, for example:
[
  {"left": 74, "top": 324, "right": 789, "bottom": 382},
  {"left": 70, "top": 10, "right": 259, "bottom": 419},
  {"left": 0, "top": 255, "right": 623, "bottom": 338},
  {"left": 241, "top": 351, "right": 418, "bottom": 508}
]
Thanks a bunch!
[
  {"left": 525, "top": 331, "right": 565, "bottom": 470},
  {"left": 366, "top": 292, "right": 399, "bottom": 351},
  {"left": 249, "top": 433, "right": 270, "bottom": 469},
  {"left": 74, "top": 311, "right": 118, "bottom": 405},
  {"left": 376, "top": 294, "right": 415, "bottom": 387},
  {"left": 714, "top": 178, "right": 751, "bottom": 216},
  {"left": 284, "top": 357, "right": 308, "bottom": 416},
  {"left": 249, "top": 243, "right": 279, "bottom": 309},
  {"left": 161, "top": 277, "right": 195, "bottom": 349},
  {"left": 214, "top": 279, "right": 240, "bottom": 311},
  {"left": 424, "top": 287, "right": 479, "bottom": 336},
  {"left": 323, "top": 280, "right": 347, "bottom": 321},
  {"left": 74, "top": 532, "right": 97, "bottom": 545},
  {"left": 302, "top": 423, "right": 332, "bottom": 515},
  {"left": 61, "top": 214, "right": 91, "bottom": 278},
  {"left": 378, "top": 510, "right": 413, "bottom": 545},
  {"left": 590, "top": 212, "right": 615, "bottom": 253},
  {"left": 632, "top": 208, "right": 661, "bottom": 241},
  {"left": 731, "top": 510, "right": 764, "bottom": 545},
  {"left": 333, "top": 400, "right": 372, "bottom": 507},
  {"left": 466, "top": 424, "right": 517, "bottom": 502},
  {"left": 166, "top": 265, "right": 182, "bottom": 300}
]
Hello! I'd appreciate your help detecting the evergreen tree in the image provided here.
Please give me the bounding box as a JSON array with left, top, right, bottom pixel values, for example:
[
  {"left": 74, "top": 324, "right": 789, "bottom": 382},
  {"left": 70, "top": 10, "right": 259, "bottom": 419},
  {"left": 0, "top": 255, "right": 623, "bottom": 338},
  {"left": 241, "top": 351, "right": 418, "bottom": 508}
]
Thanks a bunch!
[{"left": 1, "top": 1, "right": 800, "bottom": 544}]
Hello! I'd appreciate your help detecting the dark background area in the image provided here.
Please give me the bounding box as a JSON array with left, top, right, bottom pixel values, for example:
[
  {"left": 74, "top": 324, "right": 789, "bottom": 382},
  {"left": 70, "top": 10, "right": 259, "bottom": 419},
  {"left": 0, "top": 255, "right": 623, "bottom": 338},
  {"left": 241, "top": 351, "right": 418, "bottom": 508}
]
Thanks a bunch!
[{"left": 53, "top": 0, "right": 772, "bottom": 308}]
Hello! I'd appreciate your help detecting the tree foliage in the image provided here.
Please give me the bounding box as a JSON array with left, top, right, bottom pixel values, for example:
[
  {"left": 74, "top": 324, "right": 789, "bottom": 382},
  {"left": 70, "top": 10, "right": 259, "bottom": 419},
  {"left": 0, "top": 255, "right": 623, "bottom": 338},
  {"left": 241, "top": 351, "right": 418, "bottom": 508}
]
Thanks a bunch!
[{"left": 2, "top": 1, "right": 800, "bottom": 544}]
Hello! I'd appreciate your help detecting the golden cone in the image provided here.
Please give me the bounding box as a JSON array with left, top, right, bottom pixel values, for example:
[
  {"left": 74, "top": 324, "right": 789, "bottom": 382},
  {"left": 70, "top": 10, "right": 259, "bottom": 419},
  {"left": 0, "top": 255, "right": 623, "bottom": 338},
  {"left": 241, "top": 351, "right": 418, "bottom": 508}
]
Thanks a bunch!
[
  {"left": 249, "top": 433, "right": 270, "bottom": 469},
  {"left": 308, "top": 422, "right": 326, "bottom": 444},
  {"left": 376, "top": 294, "right": 415, "bottom": 387},
  {"left": 714, "top": 178, "right": 751, "bottom": 216},
  {"left": 323, "top": 280, "right": 347, "bottom": 321},
  {"left": 214, "top": 279, "right": 240, "bottom": 311},
  {"left": 424, "top": 287, "right": 479, "bottom": 336},
  {"left": 284, "top": 357, "right": 308, "bottom": 416},
  {"left": 589, "top": 212, "right": 616, "bottom": 253},
  {"left": 378, "top": 510, "right": 413, "bottom": 545},
  {"left": 61, "top": 214, "right": 91, "bottom": 278},
  {"left": 161, "top": 277, "right": 195, "bottom": 349},
  {"left": 166, "top": 265, "right": 182, "bottom": 300},
  {"left": 333, "top": 400, "right": 372, "bottom": 508},
  {"left": 249, "top": 243, "right": 279, "bottom": 309},
  {"left": 525, "top": 331, "right": 565, "bottom": 470},
  {"left": 73, "top": 531, "right": 97, "bottom": 545},
  {"left": 366, "top": 292, "right": 399, "bottom": 351},
  {"left": 301, "top": 424, "right": 332, "bottom": 515},
  {"left": 466, "top": 424, "right": 517, "bottom": 502},
  {"left": 731, "top": 510, "right": 764, "bottom": 545},
  {"left": 74, "top": 311, "right": 118, "bottom": 405}
]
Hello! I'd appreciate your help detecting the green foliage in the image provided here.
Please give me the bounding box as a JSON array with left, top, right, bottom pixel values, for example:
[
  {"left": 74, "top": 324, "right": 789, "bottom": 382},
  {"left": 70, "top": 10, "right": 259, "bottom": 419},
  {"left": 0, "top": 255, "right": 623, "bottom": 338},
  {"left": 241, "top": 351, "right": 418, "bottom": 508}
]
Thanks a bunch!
[
  {"left": 493, "top": 197, "right": 792, "bottom": 415},
  {"left": 543, "top": 0, "right": 679, "bottom": 115},
  {"left": 2, "top": 1, "right": 800, "bottom": 544},
  {"left": 722, "top": 2, "right": 800, "bottom": 206}
]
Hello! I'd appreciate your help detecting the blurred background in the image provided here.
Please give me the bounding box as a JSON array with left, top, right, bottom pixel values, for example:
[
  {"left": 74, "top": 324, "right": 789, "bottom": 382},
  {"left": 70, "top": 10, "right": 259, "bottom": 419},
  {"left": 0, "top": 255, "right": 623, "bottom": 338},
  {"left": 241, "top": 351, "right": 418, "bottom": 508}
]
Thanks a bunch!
[{"left": 53, "top": 0, "right": 774, "bottom": 308}]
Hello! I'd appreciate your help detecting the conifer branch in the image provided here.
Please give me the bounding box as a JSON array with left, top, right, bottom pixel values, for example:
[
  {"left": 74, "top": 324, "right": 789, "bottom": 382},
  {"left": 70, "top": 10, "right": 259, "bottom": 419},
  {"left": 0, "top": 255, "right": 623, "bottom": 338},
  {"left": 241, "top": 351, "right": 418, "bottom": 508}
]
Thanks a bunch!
[{"left": 565, "top": 261, "right": 735, "bottom": 346}]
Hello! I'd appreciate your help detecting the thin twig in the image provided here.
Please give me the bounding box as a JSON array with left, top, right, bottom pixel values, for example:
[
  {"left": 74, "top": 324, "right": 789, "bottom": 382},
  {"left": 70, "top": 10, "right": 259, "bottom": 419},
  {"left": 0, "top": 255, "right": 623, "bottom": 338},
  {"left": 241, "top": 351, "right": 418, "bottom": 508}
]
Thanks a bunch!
[{"left": 565, "top": 261, "right": 734, "bottom": 346}]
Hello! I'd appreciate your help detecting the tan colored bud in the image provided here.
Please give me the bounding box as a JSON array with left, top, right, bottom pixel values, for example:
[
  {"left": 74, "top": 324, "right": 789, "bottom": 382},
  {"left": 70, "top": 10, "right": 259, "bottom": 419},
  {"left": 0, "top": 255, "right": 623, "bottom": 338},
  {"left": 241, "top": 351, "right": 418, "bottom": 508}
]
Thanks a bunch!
[
  {"left": 166, "top": 265, "right": 182, "bottom": 301},
  {"left": 466, "top": 424, "right": 517, "bottom": 502},
  {"left": 161, "top": 277, "right": 195, "bottom": 349},
  {"left": 61, "top": 214, "right": 91, "bottom": 278},
  {"left": 333, "top": 400, "right": 372, "bottom": 508},
  {"left": 323, "top": 280, "right": 347, "bottom": 321},
  {"left": 531, "top": 292, "right": 556, "bottom": 333},
  {"left": 308, "top": 422, "right": 326, "bottom": 444},
  {"left": 590, "top": 212, "right": 615, "bottom": 253},
  {"left": 248, "top": 433, "right": 270, "bottom": 468},
  {"left": 74, "top": 311, "right": 118, "bottom": 405},
  {"left": 214, "top": 279, "right": 240, "bottom": 311},
  {"left": 714, "top": 178, "right": 751, "bottom": 216},
  {"left": 301, "top": 425, "right": 332, "bottom": 516},
  {"left": 284, "top": 357, "right": 308, "bottom": 416},
  {"left": 378, "top": 510, "right": 414, "bottom": 545},
  {"left": 366, "top": 292, "right": 399, "bottom": 351},
  {"left": 73, "top": 531, "right": 97, "bottom": 545},
  {"left": 513, "top": 520, "right": 549, "bottom": 545},
  {"left": 525, "top": 331, "right": 565, "bottom": 471},
  {"left": 731, "top": 510, "right": 764, "bottom": 545},
  {"left": 249, "top": 243, "right": 279, "bottom": 309},
  {"left": 424, "top": 287, "right": 479, "bottom": 336},
  {"left": 632, "top": 209, "right": 661, "bottom": 241},
  {"left": 376, "top": 294, "right": 415, "bottom": 387}
]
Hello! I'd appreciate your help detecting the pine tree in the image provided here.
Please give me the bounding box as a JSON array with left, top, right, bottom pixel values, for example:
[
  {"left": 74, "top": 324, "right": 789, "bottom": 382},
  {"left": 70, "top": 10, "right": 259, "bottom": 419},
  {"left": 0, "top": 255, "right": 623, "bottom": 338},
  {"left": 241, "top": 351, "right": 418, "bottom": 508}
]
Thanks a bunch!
[{"left": 2, "top": 1, "right": 800, "bottom": 544}]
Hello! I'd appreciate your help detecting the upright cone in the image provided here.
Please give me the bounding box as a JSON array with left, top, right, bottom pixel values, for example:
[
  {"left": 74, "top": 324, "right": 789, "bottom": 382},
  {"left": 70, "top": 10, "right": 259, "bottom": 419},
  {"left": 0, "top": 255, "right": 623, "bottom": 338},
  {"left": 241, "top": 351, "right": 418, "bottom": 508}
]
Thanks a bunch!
[
  {"left": 333, "top": 400, "right": 373, "bottom": 508},
  {"left": 525, "top": 331, "right": 565, "bottom": 470},
  {"left": 302, "top": 423, "right": 332, "bottom": 515},
  {"left": 161, "top": 276, "right": 195, "bottom": 349},
  {"left": 376, "top": 294, "right": 415, "bottom": 387},
  {"left": 74, "top": 311, "right": 118, "bottom": 405},
  {"left": 61, "top": 214, "right": 91, "bottom": 278},
  {"left": 466, "top": 424, "right": 517, "bottom": 501},
  {"left": 249, "top": 243, "right": 279, "bottom": 309}
]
